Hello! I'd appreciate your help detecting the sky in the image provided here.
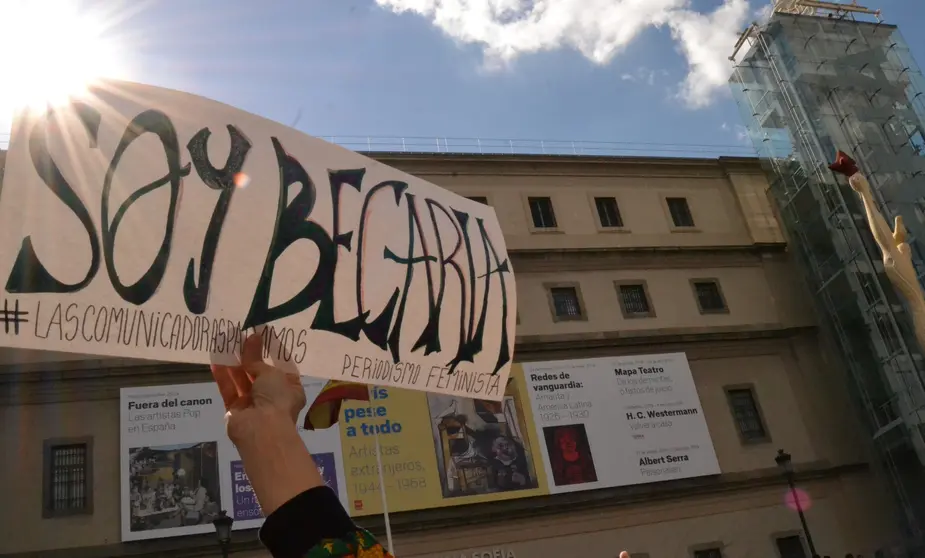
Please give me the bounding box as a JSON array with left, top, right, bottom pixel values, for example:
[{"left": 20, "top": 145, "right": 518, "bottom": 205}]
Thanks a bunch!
[{"left": 0, "top": 0, "right": 923, "bottom": 158}]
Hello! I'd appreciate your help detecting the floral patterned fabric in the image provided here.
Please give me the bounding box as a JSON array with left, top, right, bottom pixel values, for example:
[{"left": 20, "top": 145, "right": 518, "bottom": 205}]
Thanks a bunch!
[{"left": 305, "top": 528, "right": 393, "bottom": 558}]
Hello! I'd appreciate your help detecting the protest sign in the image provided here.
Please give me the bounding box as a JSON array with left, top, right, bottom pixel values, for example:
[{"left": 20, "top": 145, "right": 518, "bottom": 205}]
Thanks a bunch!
[{"left": 0, "top": 81, "right": 516, "bottom": 399}]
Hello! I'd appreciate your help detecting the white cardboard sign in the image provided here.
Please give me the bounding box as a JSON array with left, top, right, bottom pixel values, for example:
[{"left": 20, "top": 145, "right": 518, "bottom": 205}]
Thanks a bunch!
[{"left": 0, "top": 81, "right": 515, "bottom": 400}]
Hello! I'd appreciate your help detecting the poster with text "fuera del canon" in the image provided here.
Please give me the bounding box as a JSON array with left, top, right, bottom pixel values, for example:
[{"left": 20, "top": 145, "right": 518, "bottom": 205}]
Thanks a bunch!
[{"left": 0, "top": 80, "right": 516, "bottom": 400}]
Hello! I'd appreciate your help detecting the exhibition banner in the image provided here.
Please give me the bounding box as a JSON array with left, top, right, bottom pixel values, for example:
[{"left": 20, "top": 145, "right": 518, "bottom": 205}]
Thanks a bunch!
[
  {"left": 338, "top": 367, "right": 548, "bottom": 516},
  {"left": 119, "top": 357, "right": 719, "bottom": 541},
  {"left": 523, "top": 353, "right": 720, "bottom": 493},
  {"left": 121, "top": 378, "right": 346, "bottom": 542},
  {"left": 0, "top": 81, "right": 516, "bottom": 400}
]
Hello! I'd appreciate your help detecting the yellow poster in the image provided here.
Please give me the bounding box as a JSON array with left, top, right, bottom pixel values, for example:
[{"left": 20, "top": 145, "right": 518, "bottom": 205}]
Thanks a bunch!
[{"left": 338, "top": 364, "right": 549, "bottom": 515}]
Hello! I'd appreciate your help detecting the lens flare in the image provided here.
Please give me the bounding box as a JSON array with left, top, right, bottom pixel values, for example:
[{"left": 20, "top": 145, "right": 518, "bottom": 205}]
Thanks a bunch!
[
  {"left": 0, "top": 0, "right": 127, "bottom": 113},
  {"left": 784, "top": 487, "right": 812, "bottom": 511},
  {"left": 233, "top": 172, "right": 251, "bottom": 189}
]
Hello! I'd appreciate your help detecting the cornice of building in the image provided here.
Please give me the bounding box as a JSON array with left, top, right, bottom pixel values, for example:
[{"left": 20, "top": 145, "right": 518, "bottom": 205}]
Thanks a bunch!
[
  {"left": 0, "top": 324, "right": 815, "bottom": 406},
  {"left": 367, "top": 151, "right": 760, "bottom": 166},
  {"left": 366, "top": 151, "right": 765, "bottom": 176},
  {"left": 515, "top": 324, "right": 815, "bottom": 359},
  {"left": 508, "top": 243, "right": 788, "bottom": 272}
]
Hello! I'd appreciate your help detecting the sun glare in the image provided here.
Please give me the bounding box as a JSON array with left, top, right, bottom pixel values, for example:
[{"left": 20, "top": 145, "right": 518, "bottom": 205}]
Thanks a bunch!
[{"left": 0, "top": 0, "right": 125, "bottom": 116}]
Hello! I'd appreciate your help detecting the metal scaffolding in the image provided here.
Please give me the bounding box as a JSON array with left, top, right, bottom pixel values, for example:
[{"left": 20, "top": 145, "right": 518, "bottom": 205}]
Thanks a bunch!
[{"left": 731, "top": 2, "right": 925, "bottom": 550}]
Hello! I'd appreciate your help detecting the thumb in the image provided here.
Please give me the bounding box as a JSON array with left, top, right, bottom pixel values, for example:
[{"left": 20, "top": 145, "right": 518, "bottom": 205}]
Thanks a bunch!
[{"left": 619, "top": 552, "right": 630, "bottom": 558}]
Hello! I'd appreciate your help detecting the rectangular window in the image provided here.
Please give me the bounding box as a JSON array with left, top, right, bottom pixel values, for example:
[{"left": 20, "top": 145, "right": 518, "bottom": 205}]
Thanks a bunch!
[
  {"left": 528, "top": 197, "right": 557, "bottom": 229},
  {"left": 618, "top": 283, "right": 653, "bottom": 317},
  {"left": 667, "top": 197, "right": 695, "bottom": 227},
  {"left": 693, "top": 280, "right": 727, "bottom": 313},
  {"left": 594, "top": 197, "right": 624, "bottom": 228},
  {"left": 550, "top": 287, "right": 582, "bottom": 319},
  {"left": 43, "top": 439, "right": 92, "bottom": 518},
  {"left": 467, "top": 196, "right": 489, "bottom": 205},
  {"left": 726, "top": 387, "right": 769, "bottom": 443},
  {"left": 693, "top": 549, "right": 723, "bottom": 558},
  {"left": 775, "top": 535, "right": 807, "bottom": 558}
]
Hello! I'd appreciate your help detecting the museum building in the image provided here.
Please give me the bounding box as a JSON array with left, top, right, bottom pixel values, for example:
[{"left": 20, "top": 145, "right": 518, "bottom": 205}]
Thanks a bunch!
[{"left": 0, "top": 150, "right": 899, "bottom": 558}]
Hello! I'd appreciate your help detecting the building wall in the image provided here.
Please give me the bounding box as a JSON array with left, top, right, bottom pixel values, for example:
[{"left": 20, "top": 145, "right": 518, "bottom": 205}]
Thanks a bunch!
[
  {"left": 0, "top": 154, "right": 900, "bottom": 557},
  {"left": 396, "top": 475, "right": 893, "bottom": 558},
  {"left": 0, "top": 339, "right": 888, "bottom": 555},
  {"left": 228, "top": 475, "right": 894, "bottom": 558}
]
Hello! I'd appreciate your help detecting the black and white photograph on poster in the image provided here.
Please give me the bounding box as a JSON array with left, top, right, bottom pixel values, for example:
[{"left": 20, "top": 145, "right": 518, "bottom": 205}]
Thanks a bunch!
[
  {"left": 121, "top": 382, "right": 229, "bottom": 541},
  {"left": 427, "top": 391, "right": 538, "bottom": 498},
  {"left": 128, "top": 442, "right": 221, "bottom": 532},
  {"left": 120, "top": 379, "right": 348, "bottom": 541}
]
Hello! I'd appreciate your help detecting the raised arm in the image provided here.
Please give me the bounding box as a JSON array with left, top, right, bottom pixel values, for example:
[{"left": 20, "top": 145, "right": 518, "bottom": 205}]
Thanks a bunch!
[{"left": 211, "top": 334, "right": 393, "bottom": 558}]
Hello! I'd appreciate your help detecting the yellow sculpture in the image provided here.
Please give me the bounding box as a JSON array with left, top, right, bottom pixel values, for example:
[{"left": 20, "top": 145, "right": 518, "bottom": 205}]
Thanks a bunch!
[{"left": 829, "top": 151, "right": 925, "bottom": 349}]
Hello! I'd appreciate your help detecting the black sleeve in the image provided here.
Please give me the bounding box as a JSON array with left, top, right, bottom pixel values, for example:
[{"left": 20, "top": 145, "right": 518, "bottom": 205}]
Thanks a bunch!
[{"left": 258, "top": 486, "right": 357, "bottom": 558}]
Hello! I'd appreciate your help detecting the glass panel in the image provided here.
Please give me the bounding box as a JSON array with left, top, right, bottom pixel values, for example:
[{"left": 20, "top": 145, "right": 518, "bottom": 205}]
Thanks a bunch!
[
  {"left": 528, "top": 197, "right": 557, "bottom": 228},
  {"left": 594, "top": 197, "right": 623, "bottom": 227},
  {"left": 666, "top": 198, "right": 694, "bottom": 227}
]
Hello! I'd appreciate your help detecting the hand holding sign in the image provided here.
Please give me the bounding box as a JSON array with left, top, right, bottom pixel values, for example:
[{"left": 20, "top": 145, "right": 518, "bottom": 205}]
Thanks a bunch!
[
  {"left": 211, "top": 332, "right": 323, "bottom": 517},
  {"left": 211, "top": 332, "right": 306, "bottom": 442}
]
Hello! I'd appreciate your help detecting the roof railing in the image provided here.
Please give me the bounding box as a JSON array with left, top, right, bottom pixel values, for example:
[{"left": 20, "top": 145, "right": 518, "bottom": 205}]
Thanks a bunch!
[
  {"left": 0, "top": 134, "right": 758, "bottom": 158},
  {"left": 317, "top": 135, "right": 757, "bottom": 158}
]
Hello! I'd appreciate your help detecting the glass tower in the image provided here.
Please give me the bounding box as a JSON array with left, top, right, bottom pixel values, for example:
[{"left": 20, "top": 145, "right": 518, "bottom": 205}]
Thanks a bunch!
[{"left": 730, "top": 0, "right": 925, "bottom": 547}]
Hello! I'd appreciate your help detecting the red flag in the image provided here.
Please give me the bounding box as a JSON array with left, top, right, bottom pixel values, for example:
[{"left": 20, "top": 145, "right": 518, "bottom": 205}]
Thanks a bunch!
[
  {"left": 303, "top": 380, "right": 370, "bottom": 431},
  {"left": 829, "top": 150, "right": 859, "bottom": 177}
]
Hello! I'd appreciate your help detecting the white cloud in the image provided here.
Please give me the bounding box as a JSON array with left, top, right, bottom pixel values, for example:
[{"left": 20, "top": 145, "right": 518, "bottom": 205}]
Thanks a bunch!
[
  {"left": 667, "top": 0, "right": 750, "bottom": 107},
  {"left": 721, "top": 121, "right": 752, "bottom": 144},
  {"left": 755, "top": 2, "right": 774, "bottom": 23},
  {"left": 374, "top": 0, "right": 750, "bottom": 108},
  {"left": 735, "top": 125, "right": 750, "bottom": 143},
  {"left": 620, "top": 67, "right": 664, "bottom": 86}
]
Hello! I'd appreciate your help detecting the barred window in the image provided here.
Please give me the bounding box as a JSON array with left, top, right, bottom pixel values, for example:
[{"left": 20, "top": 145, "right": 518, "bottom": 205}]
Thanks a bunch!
[
  {"left": 550, "top": 287, "right": 582, "bottom": 320},
  {"left": 43, "top": 439, "right": 92, "bottom": 518},
  {"left": 726, "top": 388, "right": 769, "bottom": 443},
  {"left": 618, "top": 283, "right": 653, "bottom": 317},
  {"left": 693, "top": 280, "right": 727, "bottom": 313}
]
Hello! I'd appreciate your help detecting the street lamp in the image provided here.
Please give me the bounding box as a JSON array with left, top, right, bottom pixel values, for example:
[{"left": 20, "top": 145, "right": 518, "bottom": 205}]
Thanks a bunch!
[
  {"left": 775, "top": 449, "right": 818, "bottom": 557},
  {"left": 213, "top": 509, "right": 234, "bottom": 558}
]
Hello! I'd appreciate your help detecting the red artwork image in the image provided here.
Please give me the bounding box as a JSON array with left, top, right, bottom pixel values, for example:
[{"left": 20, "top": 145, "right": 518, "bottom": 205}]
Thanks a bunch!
[{"left": 543, "top": 424, "right": 598, "bottom": 487}]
